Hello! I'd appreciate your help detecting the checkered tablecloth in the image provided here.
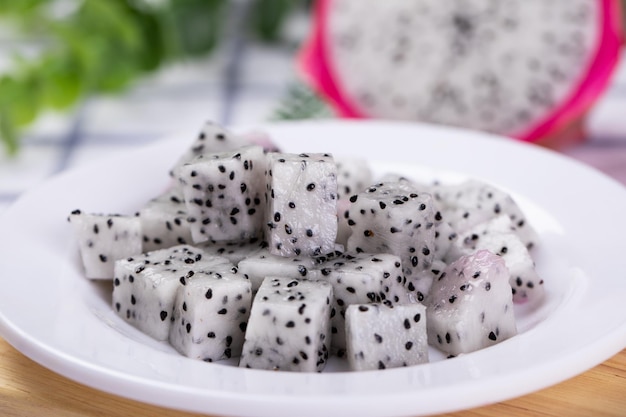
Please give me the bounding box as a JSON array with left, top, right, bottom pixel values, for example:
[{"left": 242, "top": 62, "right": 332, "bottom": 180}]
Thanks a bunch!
[{"left": 1, "top": 19, "right": 625, "bottom": 214}]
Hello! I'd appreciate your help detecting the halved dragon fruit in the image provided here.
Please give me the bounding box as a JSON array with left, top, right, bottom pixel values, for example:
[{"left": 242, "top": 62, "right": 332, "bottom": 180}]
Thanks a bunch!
[
  {"left": 239, "top": 276, "right": 333, "bottom": 372},
  {"left": 345, "top": 302, "right": 428, "bottom": 371},
  {"left": 299, "top": 0, "right": 623, "bottom": 143},
  {"left": 178, "top": 145, "right": 267, "bottom": 243},
  {"left": 426, "top": 250, "right": 517, "bottom": 356},
  {"left": 112, "top": 244, "right": 233, "bottom": 340},
  {"left": 68, "top": 210, "right": 142, "bottom": 279},
  {"left": 265, "top": 152, "right": 338, "bottom": 257}
]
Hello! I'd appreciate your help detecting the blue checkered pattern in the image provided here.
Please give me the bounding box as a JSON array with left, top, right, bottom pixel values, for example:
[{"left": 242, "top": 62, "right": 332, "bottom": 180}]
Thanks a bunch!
[{"left": 1, "top": 19, "right": 625, "bottom": 214}]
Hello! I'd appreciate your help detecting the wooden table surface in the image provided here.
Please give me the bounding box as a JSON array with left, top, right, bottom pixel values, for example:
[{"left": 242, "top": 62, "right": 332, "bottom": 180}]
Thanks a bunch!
[{"left": 0, "top": 336, "right": 624, "bottom": 417}]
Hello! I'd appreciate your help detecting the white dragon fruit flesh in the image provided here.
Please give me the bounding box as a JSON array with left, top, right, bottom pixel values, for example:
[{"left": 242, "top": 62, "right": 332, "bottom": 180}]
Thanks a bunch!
[
  {"left": 426, "top": 250, "right": 517, "bottom": 356},
  {"left": 345, "top": 302, "right": 428, "bottom": 371},
  {"left": 314, "top": 252, "right": 406, "bottom": 355},
  {"left": 433, "top": 179, "right": 538, "bottom": 250},
  {"left": 265, "top": 152, "right": 338, "bottom": 257},
  {"left": 345, "top": 181, "right": 436, "bottom": 295},
  {"left": 68, "top": 210, "right": 142, "bottom": 279},
  {"left": 138, "top": 186, "right": 193, "bottom": 252},
  {"left": 168, "top": 268, "right": 252, "bottom": 361},
  {"left": 170, "top": 120, "right": 279, "bottom": 177},
  {"left": 335, "top": 158, "right": 373, "bottom": 246},
  {"left": 178, "top": 145, "right": 267, "bottom": 243},
  {"left": 299, "top": 0, "right": 622, "bottom": 143},
  {"left": 447, "top": 216, "right": 544, "bottom": 305},
  {"left": 411, "top": 259, "right": 448, "bottom": 303},
  {"left": 112, "top": 245, "right": 233, "bottom": 340},
  {"left": 198, "top": 237, "right": 265, "bottom": 264},
  {"left": 239, "top": 276, "right": 333, "bottom": 372},
  {"left": 237, "top": 246, "right": 318, "bottom": 292}
]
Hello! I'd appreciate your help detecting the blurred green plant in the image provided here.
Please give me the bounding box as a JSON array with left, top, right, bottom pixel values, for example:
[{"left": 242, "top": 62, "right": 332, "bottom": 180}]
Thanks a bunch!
[{"left": 0, "top": 0, "right": 304, "bottom": 155}]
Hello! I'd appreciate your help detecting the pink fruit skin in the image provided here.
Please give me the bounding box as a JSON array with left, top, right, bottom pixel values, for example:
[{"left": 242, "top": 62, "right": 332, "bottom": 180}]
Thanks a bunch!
[{"left": 298, "top": 0, "right": 624, "bottom": 143}]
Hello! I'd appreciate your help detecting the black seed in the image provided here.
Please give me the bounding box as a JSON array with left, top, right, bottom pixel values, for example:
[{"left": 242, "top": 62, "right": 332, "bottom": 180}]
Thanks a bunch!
[
  {"left": 449, "top": 295, "right": 457, "bottom": 303},
  {"left": 207, "top": 331, "right": 216, "bottom": 338},
  {"left": 405, "top": 341, "right": 413, "bottom": 350},
  {"left": 374, "top": 333, "right": 383, "bottom": 343},
  {"left": 445, "top": 332, "right": 451, "bottom": 343},
  {"left": 99, "top": 254, "right": 107, "bottom": 263},
  {"left": 488, "top": 331, "right": 497, "bottom": 341},
  {"left": 205, "top": 289, "right": 213, "bottom": 299},
  {"left": 358, "top": 306, "right": 369, "bottom": 312},
  {"left": 349, "top": 195, "right": 358, "bottom": 203},
  {"left": 307, "top": 183, "right": 316, "bottom": 191},
  {"left": 274, "top": 212, "right": 281, "bottom": 222},
  {"left": 286, "top": 321, "right": 295, "bottom": 328},
  {"left": 186, "top": 323, "right": 191, "bottom": 333},
  {"left": 485, "top": 282, "right": 491, "bottom": 291},
  {"left": 413, "top": 313, "right": 421, "bottom": 322},
  {"left": 218, "top": 308, "right": 227, "bottom": 315}
]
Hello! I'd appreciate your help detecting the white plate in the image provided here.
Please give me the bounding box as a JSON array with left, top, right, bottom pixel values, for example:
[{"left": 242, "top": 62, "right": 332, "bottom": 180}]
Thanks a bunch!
[{"left": 1, "top": 120, "right": 626, "bottom": 417}]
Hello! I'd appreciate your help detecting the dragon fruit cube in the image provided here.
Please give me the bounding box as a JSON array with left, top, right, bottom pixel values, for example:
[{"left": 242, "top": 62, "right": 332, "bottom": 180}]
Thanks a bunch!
[
  {"left": 446, "top": 215, "right": 544, "bottom": 305},
  {"left": 314, "top": 251, "right": 413, "bottom": 355},
  {"left": 237, "top": 246, "right": 317, "bottom": 292},
  {"left": 68, "top": 210, "right": 142, "bottom": 279},
  {"left": 426, "top": 250, "right": 517, "bottom": 356},
  {"left": 346, "top": 181, "right": 436, "bottom": 294},
  {"left": 266, "top": 152, "right": 338, "bottom": 257},
  {"left": 345, "top": 302, "right": 428, "bottom": 371},
  {"left": 239, "top": 277, "right": 333, "bottom": 372},
  {"left": 170, "top": 121, "right": 279, "bottom": 177},
  {"left": 112, "top": 245, "right": 233, "bottom": 340},
  {"left": 178, "top": 145, "right": 267, "bottom": 243},
  {"left": 433, "top": 179, "right": 538, "bottom": 250},
  {"left": 335, "top": 158, "right": 373, "bottom": 246},
  {"left": 138, "top": 186, "right": 193, "bottom": 252},
  {"left": 168, "top": 269, "right": 252, "bottom": 362}
]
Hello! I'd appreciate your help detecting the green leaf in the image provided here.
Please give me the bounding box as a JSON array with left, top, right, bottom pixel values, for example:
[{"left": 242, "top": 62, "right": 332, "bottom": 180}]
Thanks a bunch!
[
  {"left": 250, "top": 0, "right": 295, "bottom": 42},
  {"left": 271, "top": 83, "right": 333, "bottom": 121}
]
